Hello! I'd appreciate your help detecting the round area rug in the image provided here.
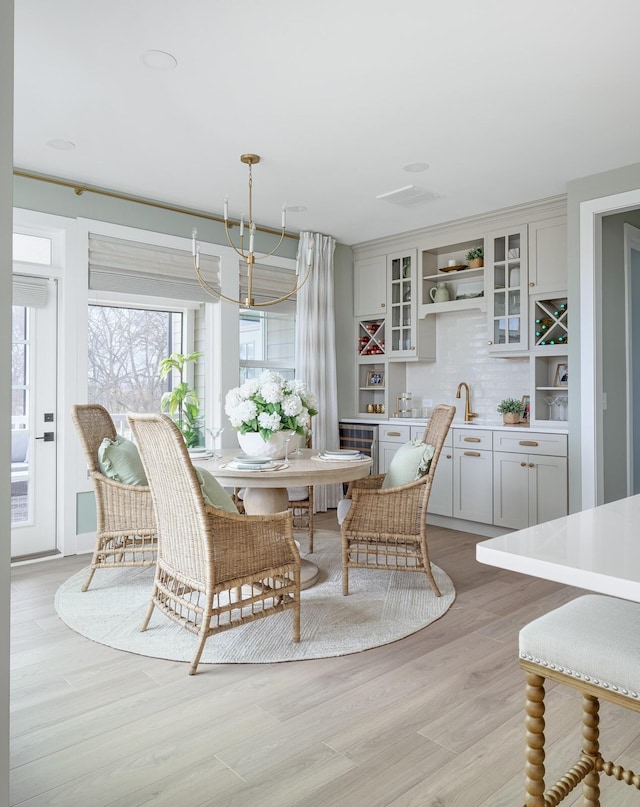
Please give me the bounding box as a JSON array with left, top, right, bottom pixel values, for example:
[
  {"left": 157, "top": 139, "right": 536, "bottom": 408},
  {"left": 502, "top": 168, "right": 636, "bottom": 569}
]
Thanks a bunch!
[{"left": 54, "top": 530, "right": 455, "bottom": 664}]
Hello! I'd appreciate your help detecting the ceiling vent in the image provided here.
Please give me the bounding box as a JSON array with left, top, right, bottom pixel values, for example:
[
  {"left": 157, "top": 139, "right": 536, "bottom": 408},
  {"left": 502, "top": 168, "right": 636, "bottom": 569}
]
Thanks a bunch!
[{"left": 375, "top": 185, "right": 441, "bottom": 207}]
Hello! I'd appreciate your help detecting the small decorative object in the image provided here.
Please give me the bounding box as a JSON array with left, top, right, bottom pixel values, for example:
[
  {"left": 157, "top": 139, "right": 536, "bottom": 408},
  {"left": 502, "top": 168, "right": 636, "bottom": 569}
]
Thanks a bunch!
[
  {"left": 520, "top": 395, "right": 530, "bottom": 423},
  {"left": 465, "top": 246, "right": 484, "bottom": 269},
  {"left": 430, "top": 282, "right": 451, "bottom": 303},
  {"left": 365, "top": 369, "right": 385, "bottom": 388},
  {"left": 497, "top": 397, "right": 526, "bottom": 425},
  {"left": 554, "top": 363, "right": 569, "bottom": 387},
  {"left": 225, "top": 371, "right": 318, "bottom": 459}
]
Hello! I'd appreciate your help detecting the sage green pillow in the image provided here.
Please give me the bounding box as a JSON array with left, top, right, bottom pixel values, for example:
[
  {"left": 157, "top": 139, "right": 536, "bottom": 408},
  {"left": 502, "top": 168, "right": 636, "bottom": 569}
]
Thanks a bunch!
[
  {"left": 194, "top": 467, "right": 239, "bottom": 513},
  {"left": 381, "top": 440, "right": 435, "bottom": 489},
  {"left": 98, "top": 435, "right": 148, "bottom": 486}
]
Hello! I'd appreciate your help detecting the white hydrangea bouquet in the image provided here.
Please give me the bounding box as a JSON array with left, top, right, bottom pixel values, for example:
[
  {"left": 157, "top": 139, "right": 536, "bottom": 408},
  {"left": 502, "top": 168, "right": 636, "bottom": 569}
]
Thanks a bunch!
[{"left": 225, "top": 371, "right": 318, "bottom": 441}]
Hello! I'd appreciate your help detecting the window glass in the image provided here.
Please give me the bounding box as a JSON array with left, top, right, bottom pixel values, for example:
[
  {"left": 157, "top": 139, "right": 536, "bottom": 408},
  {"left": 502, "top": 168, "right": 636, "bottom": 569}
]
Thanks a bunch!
[
  {"left": 87, "top": 304, "right": 183, "bottom": 433},
  {"left": 239, "top": 309, "right": 295, "bottom": 383},
  {"left": 13, "top": 233, "right": 52, "bottom": 265}
]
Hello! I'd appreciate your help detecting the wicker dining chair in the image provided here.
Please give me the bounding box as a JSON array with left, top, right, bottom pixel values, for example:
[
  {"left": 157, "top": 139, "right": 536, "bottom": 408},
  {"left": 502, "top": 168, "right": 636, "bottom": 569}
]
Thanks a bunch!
[
  {"left": 71, "top": 404, "right": 157, "bottom": 592},
  {"left": 128, "top": 412, "right": 301, "bottom": 675},
  {"left": 341, "top": 404, "right": 456, "bottom": 597}
]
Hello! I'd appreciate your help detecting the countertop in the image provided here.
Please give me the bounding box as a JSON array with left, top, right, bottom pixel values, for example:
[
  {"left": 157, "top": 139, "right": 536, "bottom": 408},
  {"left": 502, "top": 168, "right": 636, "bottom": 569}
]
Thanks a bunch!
[{"left": 340, "top": 416, "right": 568, "bottom": 435}]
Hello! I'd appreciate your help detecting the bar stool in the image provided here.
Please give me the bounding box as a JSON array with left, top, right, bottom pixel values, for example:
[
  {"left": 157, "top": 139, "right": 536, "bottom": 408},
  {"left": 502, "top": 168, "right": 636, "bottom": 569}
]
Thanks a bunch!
[{"left": 519, "top": 594, "right": 640, "bottom": 806}]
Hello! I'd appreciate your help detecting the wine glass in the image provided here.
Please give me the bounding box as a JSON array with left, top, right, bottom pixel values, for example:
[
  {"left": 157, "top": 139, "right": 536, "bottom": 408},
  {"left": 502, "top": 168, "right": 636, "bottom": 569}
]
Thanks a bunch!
[
  {"left": 543, "top": 396, "right": 560, "bottom": 421},
  {"left": 290, "top": 429, "right": 307, "bottom": 458},
  {"left": 206, "top": 426, "right": 224, "bottom": 459}
]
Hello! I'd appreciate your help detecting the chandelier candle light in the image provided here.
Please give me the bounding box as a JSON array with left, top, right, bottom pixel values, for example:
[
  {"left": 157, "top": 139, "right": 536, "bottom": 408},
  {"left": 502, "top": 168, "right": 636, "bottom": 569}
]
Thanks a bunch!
[{"left": 191, "top": 154, "right": 314, "bottom": 307}]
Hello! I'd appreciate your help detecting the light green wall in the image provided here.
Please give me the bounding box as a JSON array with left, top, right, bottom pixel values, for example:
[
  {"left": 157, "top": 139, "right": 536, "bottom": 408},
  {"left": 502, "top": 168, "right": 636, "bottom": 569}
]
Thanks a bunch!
[
  {"left": 602, "top": 209, "right": 640, "bottom": 502},
  {"left": 13, "top": 173, "right": 300, "bottom": 261},
  {"left": 1, "top": 3, "right": 13, "bottom": 798},
  {"left": 567, "top": 161, "right": 640, "bottom": 510}
]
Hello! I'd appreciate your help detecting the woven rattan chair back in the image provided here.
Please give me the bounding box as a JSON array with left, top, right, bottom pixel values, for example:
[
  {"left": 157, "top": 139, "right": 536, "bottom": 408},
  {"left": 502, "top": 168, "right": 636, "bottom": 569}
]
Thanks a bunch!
[
  {"left": 341, "top": 403, "right": 455, "bottom": 598},
  {"left": 128, "top": 412, "right": 301, "bottom": 675},
  {"left": 71, "top": 404, "right": 157, "bottom": 591}
]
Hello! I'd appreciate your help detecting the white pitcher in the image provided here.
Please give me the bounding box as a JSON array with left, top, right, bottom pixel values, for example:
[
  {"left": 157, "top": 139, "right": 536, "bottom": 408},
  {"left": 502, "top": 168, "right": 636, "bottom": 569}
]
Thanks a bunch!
[{"left": 430, "top": 282, "right": 450, "bottom": 303}]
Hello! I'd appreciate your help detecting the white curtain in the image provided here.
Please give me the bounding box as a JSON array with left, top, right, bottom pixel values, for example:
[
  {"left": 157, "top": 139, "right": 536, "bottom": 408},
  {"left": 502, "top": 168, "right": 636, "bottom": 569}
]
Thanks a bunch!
[{"left": 295, "top": 231, "right": 340, "bottom": 510}]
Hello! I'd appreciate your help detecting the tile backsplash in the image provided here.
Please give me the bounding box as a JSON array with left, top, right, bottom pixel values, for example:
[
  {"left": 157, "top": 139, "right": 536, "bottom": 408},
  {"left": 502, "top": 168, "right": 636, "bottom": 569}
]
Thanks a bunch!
[{"left": 405, "top": 309, "right": 529, "bottom": 418}]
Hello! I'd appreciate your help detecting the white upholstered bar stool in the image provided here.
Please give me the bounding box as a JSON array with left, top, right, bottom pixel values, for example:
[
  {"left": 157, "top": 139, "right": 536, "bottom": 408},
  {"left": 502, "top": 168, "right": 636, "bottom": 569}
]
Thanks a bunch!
[{"left": 519, "top": 595, "right": 640, "bottom": 806}]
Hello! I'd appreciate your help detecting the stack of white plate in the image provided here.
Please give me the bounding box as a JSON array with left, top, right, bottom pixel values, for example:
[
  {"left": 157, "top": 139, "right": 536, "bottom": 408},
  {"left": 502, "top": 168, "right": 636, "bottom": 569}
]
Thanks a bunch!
[
  {"left": 229, "top": 455, "right": 277, "bottom": 470},
  {"left": 188, "top": 447, "right": 213, "bottom": 458},
  {"left": 316, "top": 449, "right": 365, "bottom": 461}
]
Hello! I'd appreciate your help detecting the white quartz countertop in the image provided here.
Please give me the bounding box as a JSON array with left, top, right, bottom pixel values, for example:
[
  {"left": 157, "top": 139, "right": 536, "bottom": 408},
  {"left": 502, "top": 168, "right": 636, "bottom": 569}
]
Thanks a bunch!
[
  {"left": 476, "top": 494, "right": 640, "bottom": 602},
  {"left": 340, "top": 417, "right": 568, "bottom": 435}
]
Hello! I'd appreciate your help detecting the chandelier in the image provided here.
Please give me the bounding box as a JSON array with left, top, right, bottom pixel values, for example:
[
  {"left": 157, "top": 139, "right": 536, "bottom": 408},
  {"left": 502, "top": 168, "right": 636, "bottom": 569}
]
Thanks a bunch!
[{"left": 191, "top": 154, "right": 312, "bottom": 307}]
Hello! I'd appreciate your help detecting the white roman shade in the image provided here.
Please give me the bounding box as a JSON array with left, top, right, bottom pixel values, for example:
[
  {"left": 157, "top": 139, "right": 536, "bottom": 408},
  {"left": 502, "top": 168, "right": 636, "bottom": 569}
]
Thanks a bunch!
[
  {"left": 12, "top": 275, "right": 50, "bottom": 308},
  {"left": 239, "top": 261, "right": 297, "bottom": 313},
  {"left": 88, "top": 234, "right": 220, "bottom": 303}
]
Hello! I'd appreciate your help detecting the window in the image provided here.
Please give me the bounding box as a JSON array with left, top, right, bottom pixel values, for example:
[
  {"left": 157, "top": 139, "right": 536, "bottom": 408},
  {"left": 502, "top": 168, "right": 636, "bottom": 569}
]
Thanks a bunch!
[
  {"left": 239, "top": 309, "right": 295, "bottom": 383},
  {"left": 87, "top": 304, "right": 184, "bottom": 432}
]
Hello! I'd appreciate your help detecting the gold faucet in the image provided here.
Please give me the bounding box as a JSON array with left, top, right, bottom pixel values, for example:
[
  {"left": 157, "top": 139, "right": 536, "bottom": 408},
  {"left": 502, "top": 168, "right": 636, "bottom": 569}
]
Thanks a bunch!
[{"left": 456, "top": 382, "right": 478, "bottom": 421}]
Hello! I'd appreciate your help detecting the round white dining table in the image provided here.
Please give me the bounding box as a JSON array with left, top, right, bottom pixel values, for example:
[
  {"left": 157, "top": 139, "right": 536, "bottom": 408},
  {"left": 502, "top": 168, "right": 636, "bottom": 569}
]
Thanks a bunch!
[{"left": 193, "top": 448, "right": 372, "bottom": 588}]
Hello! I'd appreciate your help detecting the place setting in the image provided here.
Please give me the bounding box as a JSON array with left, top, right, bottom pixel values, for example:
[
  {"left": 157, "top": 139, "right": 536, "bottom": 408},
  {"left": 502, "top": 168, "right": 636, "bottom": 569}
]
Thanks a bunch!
[
  {"left": 312, "top": 448, "right": 368, "bottom": 462},
  {"left": 220, "top": 454, "right": 290, "bottom": 472}
]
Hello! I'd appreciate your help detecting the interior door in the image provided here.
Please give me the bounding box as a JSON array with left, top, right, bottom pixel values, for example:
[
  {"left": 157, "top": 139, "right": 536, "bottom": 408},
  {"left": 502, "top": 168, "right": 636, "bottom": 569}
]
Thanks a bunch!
[{"left": 11, "top": 277, "right": 58, "bottom": 559}]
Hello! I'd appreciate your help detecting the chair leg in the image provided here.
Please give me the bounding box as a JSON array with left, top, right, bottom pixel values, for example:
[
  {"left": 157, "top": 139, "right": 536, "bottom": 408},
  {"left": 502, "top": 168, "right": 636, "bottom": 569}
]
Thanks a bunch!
[
  {"left": 423, "top": 563, "right": 442, "bottom": 598},
  {"left": 189, "top": 626, "right": 209, "bottom": 675},
  {"left": 581, "top": 694, "right": 601, "bottom": 806},
  {"left": 81, "top": 565, "right": 97, "bottom": 592},
  {"left": 308, "top": 488, "right": 314, "bottom": 553},
  {"left": 140, "top": 598, "right": 155, "bottom": 631},
  {"left": 524, "top": 671, "right": 547, "bottom": 807}
]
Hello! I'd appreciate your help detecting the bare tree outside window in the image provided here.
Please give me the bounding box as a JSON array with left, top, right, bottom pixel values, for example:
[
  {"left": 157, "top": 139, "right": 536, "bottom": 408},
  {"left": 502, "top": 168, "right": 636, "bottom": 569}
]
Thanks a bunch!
[{"left": 87, "top": 306, "right": 183, "bottom": 426}]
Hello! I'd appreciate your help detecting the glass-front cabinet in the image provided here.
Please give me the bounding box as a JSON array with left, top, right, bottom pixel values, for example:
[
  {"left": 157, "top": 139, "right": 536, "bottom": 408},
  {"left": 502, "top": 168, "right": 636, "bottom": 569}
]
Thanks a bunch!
[
  {"left": 387, "top": 249, "right": 417, "bottom": 358},
  {"left": 486, "top": 226, "right": 528, "bottom": 353}
]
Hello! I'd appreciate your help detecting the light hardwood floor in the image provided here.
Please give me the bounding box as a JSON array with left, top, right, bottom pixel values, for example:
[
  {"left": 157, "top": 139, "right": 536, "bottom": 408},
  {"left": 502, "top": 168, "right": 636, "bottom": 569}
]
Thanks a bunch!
[{"left": 10, "top": 513, "right": 640, "bottom": 806}]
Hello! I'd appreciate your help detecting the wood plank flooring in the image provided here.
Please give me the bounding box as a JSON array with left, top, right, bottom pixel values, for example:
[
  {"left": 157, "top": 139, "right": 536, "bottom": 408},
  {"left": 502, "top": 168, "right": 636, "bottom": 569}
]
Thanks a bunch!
[{"left": 10, "top": 514, "right": 640, "bottom": 806}]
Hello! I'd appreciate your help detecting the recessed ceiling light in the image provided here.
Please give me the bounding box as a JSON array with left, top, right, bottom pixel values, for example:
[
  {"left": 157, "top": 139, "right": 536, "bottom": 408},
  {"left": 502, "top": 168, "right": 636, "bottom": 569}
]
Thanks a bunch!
[
  {"left": 285, "top": 205, "right": 307, "bottom": 213},
  {"left": 403, "top": 162, "right": 430, "bottom": 173},
  {"left": 141, "top": 50, "right": 178, "bottom": 70},
  {"left": 46, "top": 139, "right": 76, "bottom": 151}
]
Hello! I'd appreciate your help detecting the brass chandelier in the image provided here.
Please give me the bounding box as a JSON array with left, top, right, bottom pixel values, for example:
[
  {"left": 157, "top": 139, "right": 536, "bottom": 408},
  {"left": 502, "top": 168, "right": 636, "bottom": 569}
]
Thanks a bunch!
[{"left": 191, "top": 154, "right": 312, "bottom": 307}]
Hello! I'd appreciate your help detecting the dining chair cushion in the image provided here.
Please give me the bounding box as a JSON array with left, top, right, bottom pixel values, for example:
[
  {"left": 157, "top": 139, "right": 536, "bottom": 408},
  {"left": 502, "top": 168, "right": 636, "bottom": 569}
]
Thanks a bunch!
[
  {"left": 195, "top": 467, "right": 239, "bottom": 513},
  {"left": 519, "top": 594, "right": 640, "bottom": 700},
  {"left": 98, "top": 434, "right": 238, "bottom": 514},
  {"left": 98, "top": 435, "right": 148, "bottom": 486},
  {"left": 287, "top": 486, "right": 309, "bottom": 501},
  {"left": 337, "top": 498, "right": 352, "bottom": 525},
  {"left": 381, "top": 440, "right": 435, "bottom": 489}
]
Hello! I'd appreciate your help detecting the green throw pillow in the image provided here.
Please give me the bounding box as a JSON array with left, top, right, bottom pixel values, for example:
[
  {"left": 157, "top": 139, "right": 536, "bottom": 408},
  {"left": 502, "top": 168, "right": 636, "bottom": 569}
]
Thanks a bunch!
[
  {"left": 381, "top": 440, "right": 435, "bottom": 489},
  {"left": 194, "top": 467, "right": 239, "bottom": 514},
  {"left": 98, "top": 435, "right": 148, "bottom": 486}
]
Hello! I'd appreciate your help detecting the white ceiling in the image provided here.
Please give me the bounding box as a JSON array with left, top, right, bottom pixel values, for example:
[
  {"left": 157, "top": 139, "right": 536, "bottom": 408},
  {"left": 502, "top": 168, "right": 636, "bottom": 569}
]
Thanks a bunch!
[{"left": 13, "top": 0, "right": 640, "bottom": 245}]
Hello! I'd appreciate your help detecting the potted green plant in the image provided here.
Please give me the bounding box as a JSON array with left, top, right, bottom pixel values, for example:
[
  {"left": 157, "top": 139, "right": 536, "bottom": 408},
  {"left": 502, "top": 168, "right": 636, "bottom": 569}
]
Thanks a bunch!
[
  {"left": 465, "top": 246, "right": 484, "bottom": 269},
  {"left": 158, "top": 351, "right": 203, "bottom": 447},
  {"left": 497, "top": 397, "right": 525, "bottom": 425}
]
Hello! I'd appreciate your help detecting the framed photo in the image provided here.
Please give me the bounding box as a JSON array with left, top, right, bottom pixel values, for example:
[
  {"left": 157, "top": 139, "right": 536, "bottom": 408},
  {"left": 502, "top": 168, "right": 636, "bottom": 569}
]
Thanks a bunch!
[
  {"left": 365, "top": 369, "right": 385, "bottom": 388},
  {"left": 520, "top": 394, "right": 530, "bottom": 423},
  {"left": 554, "top": 363, "right": 569, "bottom": 387}
]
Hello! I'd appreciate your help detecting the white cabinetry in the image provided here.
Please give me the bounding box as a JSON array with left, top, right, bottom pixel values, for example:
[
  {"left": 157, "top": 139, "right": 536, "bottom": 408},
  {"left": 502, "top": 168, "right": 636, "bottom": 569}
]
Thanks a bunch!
[
  {"left": 387, "top": 249, "right": 435, "bottom": 360},
  {"left": 486, "top": 225, "right": 528, "bottom": 352},
  {"left": 453, "top": 429, "right": 493, "bottom": 524},
  {"left": 354, "top": 255, "right": 387, "bottom": 316},
  {"left": 378, "top": 424, "right": 411, "bottom": 474},
  {"left": 493, "top": 432, "right": 568, "bottom": 529},
  {"left": 427, "top": 431, "right": 453, "bottom": 517},
  {"left": 419, "top": 237, "right": 486, "bottom": 317},
  {"left": 528, "top": 216, "right": 567, "bottom": 295}
]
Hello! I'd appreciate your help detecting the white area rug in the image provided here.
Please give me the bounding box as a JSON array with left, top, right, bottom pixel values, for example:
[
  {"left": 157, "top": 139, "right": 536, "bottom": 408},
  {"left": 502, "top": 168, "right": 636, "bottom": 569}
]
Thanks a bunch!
[{"left": 54, "top": 530, "right": 455, "bottom": 664}]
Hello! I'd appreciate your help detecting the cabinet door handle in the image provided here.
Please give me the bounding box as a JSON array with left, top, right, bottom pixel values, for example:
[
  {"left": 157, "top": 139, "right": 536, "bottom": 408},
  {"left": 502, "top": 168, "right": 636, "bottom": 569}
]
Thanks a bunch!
[
  {"left": 464, "top": 451, "right": 481, "bottom": 457},
  {"left": 528, "top": 462, "right": 535, "bottom": 468},
  {"left": 381, "top": 303, "right": 386, "bottom": 308},
  {"left": 520, "top": 461, "right": 527, "bottom": 467},
  {"left": 445, "top": 454, "right": 452, "bottom": 459},
  {"left": 519, "top": 440, "right": 539, "bottom": 447},
  {"left": 386, "top": 431, "right": 402, "bottom": 437},
  {"left": 463, "top": 436, "right": 481, "bottom": 442}
]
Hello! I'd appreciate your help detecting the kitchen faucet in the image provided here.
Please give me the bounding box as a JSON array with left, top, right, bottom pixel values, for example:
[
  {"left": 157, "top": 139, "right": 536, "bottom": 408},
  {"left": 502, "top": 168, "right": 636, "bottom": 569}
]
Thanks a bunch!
[{"left": 456, "top": 382, "right": 478, "bottom": 421}]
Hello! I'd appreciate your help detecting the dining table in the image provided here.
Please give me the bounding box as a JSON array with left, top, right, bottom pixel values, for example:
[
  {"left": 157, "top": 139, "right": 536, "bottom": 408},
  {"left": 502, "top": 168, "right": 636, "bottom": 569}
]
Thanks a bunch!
[
  {"left": 475, "top": 493, "right": 640, "bottom": 602},
  {"left": 193, "top": 447, "right": 373, "bottom": 588}
]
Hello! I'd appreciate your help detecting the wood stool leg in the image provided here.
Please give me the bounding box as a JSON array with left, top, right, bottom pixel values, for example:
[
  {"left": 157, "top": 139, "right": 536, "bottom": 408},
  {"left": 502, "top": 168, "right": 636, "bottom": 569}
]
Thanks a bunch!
[
  {"left": 525, "top": 671, "right": 547, "bottom": 807},
  {"left": 581, "top": 693, "right": 601, "bottom": 807}
]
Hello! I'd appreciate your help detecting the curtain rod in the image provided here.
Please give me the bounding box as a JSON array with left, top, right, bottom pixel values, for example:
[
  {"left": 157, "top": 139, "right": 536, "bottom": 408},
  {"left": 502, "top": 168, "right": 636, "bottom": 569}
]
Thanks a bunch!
[{"left": 13, "top": 168, "right": 300, "bottom": 242}]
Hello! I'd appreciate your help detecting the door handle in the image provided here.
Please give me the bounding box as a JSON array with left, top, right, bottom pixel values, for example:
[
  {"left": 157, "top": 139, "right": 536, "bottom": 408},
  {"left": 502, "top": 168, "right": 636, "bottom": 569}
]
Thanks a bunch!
[
  {"left": 35, "top": 432, "right": 55, "bottom": 442},
  {"left": 463, "top": 451, "right": 481, "bottom": 457},
  {"left": 463, "top": 437, "right": 481, "bottom": 442}
]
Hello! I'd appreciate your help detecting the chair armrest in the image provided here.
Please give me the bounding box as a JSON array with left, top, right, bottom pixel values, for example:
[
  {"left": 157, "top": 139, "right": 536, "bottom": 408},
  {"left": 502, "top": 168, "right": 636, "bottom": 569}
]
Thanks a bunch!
[
  {"left": 343, "top": 476, "right": 431, "bottom": 534},
  {"left": 206, "top": 507, "right": 300, "bottom": 566},
  {"left": 344, "top": 473, "right": 385, "bottom": 499},
  {"left": 90, "top": 471, "right": 156, "bottom": 533}
]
